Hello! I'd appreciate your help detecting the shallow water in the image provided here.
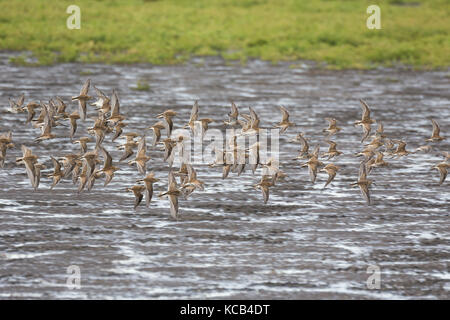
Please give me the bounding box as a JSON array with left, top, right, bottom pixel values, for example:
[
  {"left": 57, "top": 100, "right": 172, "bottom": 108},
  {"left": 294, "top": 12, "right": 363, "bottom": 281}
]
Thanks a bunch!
[{"left": 0, "top": 54, "right": 449, "bottom": 299}]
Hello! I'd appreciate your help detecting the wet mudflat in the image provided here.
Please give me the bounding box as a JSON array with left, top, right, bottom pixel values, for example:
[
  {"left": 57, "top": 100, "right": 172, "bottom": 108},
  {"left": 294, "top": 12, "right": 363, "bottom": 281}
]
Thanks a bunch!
[{"left": 0, "top": 54, "right": 449, "bottom": 299}]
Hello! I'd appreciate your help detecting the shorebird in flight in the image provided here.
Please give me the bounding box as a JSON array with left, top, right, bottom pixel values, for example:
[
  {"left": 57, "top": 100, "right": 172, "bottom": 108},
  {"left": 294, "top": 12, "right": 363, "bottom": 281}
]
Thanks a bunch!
[
  {"left": 86, "top": 168, "right": 104, "bottom": 191},
  {"left": 224, "top": 102, "right": 239, "bottom": 127},
  {"left": 112, "top": 121, "right": 126, "bottom": 142},
  {"left": 8, "top": 94, "right": 25, "bottom": 113},
  {"left": 77, "top": 161, "right": 89, "bottom": 193},
  {"left": 301, "top": 146, "right": 323, "bottom": 183},
  {"left": 33, "top": 162, "right": 46, "bottom": 190},
  {"left": 320, "top": 163, "right": 339, "bottom": 188},
  {"left": 369, "top": 151, "right": 389, "bottom": 171},
  {"left": 107, "top": 90, "right": 125, "bottom": 125},
  {"left": 291, "top": 132, "right": 310, "bottom": 160},
  {"left": 391, "top": 140, "right": 410, "bottom": 158},
  {"left": 431, "top": 161, "right": 448, "bottom": 185},
  {"left": 158, "top": 171, "right": 182, "bottom": 219},
  {"left": 355, "top": 99, "right": 376, "bottom": 142},
  {"left": 0, "top": 131, "right": 14, "bottom": 168},
  {"left": 71, "top": 159, "right": 83, "bottom": 185},
  {"left": 147, "top": 121, "right": 165, "bottom": 147},
  {"left": 91, "top": 86, "right": 111, "bottom": 114},
  {"left": 323, "top": 118, "right": 341, "bottom": 137},
  {"left": 87, "top": 113, "right": 108, "bottom": 149},
  {"left": 81, "top": 150, "right": 98, "bottom": 179},
  {"left": 48, "top": 156, "right": 63, "bottom": 190},
  {"left": 72, "top": 79, "right": 92, "bottom": 120},
  {"left": 54, "top": 97, "right": 67, "bottom": 115},
  {"left": 25, "top": 101, "right": 40, "bottom": 123},
  {"left": 321, "top": 140, "right": 343, "bottom": 160},
  {"left": 35, "top": 115, "right": 56, "bottom": 143},
  {"left": 185, "top": 164, "right": 204, "bottom": 190},
  {"left": 157, "top": 109, "right": 177, "bottom": 138},
  {"left": 136, "top": 172, "right": 159, "bottom": 207},
  {"left": 126, "top": 185, "right": 146, "bottom": 209},
  {"left": 351, "top": 161, "right": 374, "bottom": 205},
  {"left": 426, "top": 119, "right": 445, "bottom": 142},
  {"left": 68, "top": 111, "right": 80, "bottom": 141},
  {"left": 16, "top": 145, "right": 38, "bottom": 189},
  {"left": 58, "top": 154, "right": 79, "bottom": 178},
  {"left": 383, "top": 138, "right": 396, "bottom": 155},
  {"left": 159, "top": 138, "right": 177, "bottom": 168},
  {"left": 241, "top": 107, "right": 261, "bottom": 136},
  {"left": 117, "top": 138, "right": 138, "bottom": 162},
  {"left": 197, "top": 118, "right": 214, "bottom": 137},
  {"left": 254, "top": 174, "right": 276, "bottom": 204},
  {"left": 274, "top": 106, "right": 295, "bottom": 133},
  {"left": 128, "top": 136, "right": 151, "bottom": 175},
  {"left": 99, "top": 147, "right": 119, "bottom": 186},
  {"left": 180, "top": 164, "right": 204, "bottom": 198},
  {"left": 262, "top": 157, "right": 280, "bottom": 176},
  {"left": 184, "top": 100, "right": 199, "bottom": 134},
  {"left": 73, "top": 137, "right": 92, "bottom": 155},
  {"left": 371, "top": 122, "right": 386, "bottom": 139}
]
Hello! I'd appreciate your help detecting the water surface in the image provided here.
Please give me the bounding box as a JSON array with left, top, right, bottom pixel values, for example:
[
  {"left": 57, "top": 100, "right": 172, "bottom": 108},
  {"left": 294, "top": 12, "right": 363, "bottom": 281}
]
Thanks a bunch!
[{"left": 0, "top": 54, "right": 449, "bottom": 299}]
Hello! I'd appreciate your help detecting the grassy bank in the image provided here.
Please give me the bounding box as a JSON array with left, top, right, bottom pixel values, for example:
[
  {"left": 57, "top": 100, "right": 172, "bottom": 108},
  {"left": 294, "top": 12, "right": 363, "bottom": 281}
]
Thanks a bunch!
[{"left": 0, "top": 0, "right": 449, "bottom": 69}]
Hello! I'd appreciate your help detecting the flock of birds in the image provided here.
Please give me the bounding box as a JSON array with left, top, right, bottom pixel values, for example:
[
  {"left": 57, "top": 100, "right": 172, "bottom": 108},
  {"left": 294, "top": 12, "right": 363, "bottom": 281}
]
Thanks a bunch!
[{"left": 2, "top": 78, "right": 449, "bottom": 219}]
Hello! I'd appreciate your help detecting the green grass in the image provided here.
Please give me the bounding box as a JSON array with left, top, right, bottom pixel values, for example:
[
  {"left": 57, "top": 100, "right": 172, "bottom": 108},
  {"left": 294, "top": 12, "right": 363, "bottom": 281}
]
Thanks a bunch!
[
  {"left": 131, "top": 79, "right": 151, "bottom": 91},
  {"left": 0, "top": 0, "right": 449, "bottom": 69}
]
